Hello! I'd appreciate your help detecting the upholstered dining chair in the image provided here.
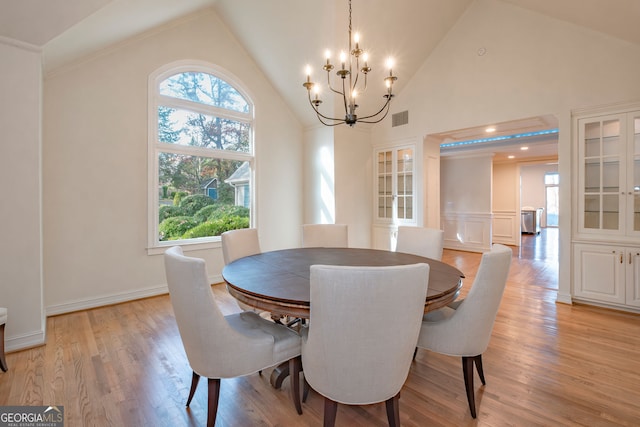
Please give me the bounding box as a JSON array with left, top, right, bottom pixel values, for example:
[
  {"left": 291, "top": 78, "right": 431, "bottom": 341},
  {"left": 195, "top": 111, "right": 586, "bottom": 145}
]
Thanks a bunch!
[
  {"left": 0, "top": 307, "right": 7, "bottom": 372},
  {"left": 395, "top": 226, "right": 444, "bottom": 260},
  {"left": 221, "top": 228, "right": 262, "bottom": 313},
  {"left": 415, "top": 244, "right": 512, "bottom": 419},
  {"left": 163, "top": 246, "right": 303, "bottom": 426},
  {"left": 301, "top": 224, "right": 348, "bottom": 248},
  {"left": 302, "top": 263, "right": 430, "bottom": 427}
]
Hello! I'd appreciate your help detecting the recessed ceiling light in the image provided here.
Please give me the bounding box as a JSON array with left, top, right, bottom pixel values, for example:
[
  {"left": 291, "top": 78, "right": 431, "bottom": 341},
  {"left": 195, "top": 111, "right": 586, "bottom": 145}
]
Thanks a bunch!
[
  {"left": 485, "top": 127, "right": 496, "bottom": 133},
  {"left": 508, "top": 155, "right": 515, "bottom": 159},
  {"left": 520, "top": 146, "right": 529, "bottom": 151}
]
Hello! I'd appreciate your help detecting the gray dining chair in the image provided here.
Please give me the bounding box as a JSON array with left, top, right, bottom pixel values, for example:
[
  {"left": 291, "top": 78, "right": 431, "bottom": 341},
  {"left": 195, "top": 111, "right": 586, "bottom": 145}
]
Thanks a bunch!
[
  {"left": 395, "top": 226, "right": 444, "bottom": 260},
  {"left": 301, "top": 263, "right": 430, "bottom": 426},
  {"left": 163, "top": 246, "right": 303, "bottom": 426},
  {"left": 221, "top": 228, "right": 263, "bottom": 313},
  {"left": 302, "top": 224, "right": 348, "bottom": 248},
  {"left": 415, "top": 244, "right": 512, "bottom": 418}
]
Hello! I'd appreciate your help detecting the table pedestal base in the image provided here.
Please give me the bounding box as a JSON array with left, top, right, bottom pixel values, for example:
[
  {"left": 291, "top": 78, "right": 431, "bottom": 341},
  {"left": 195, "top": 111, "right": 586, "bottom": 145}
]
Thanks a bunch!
[{"left": 270, "top": 362, "right": 290, "bottom": 389}]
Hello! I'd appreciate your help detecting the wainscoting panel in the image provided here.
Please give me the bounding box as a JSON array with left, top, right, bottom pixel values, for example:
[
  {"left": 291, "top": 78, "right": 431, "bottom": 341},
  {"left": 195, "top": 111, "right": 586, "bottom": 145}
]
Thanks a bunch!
[
  {"left": 493, "top": 211, "right": 519, "bottom": 246},
  {"left": 442, "top": 212, "right": 492, "bottom": 253}
]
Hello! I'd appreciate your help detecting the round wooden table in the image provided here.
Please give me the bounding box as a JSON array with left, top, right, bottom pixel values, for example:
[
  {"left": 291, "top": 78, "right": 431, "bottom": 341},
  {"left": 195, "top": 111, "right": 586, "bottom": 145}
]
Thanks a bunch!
[
  {"left": 222, "top": 247, "right": 464, "bottom": 318},
  {"left": 222, "top": 247, "right": 464, "bottom": 388}
]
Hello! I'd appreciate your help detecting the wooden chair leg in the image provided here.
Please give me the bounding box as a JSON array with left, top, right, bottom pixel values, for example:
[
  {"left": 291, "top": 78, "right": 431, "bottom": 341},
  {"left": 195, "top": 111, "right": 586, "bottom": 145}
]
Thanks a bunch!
[
  {"left": 385, "top": 392, "right": 401, "bottom": 427},
  {"left": 473, "top": 354, "right": 486, "bottom": 385},
  {"left": 186, "top": 371, "right": 200, "bottom": 406},
  {"left": 207, "top": 378, "right": 221, "bottom": 427},
  {"left": 323, "top": 398, "right": 338, "bottom": 427},
  {"left": 0, "top": 323, "right": 7, "bottom": 372},
  {"left": 462, "top": 356, "right": 477, "bottom": 418},
  {"left": 302, "top": 376, "right": 310, "bottom": 403},
  {"left": 289, "top": 356, "right": 303, "bottom": 414}
]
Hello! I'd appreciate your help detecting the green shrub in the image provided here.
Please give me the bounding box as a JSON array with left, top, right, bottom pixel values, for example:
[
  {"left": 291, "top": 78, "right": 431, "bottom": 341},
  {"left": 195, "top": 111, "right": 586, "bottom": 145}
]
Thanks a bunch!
[
  {"left": 159, "top": 205, "right": 183, "bottom": 222},
  {"left": 193, "top": 204, "right": 218, "bottom": 223},
  {"left": 179, "top": 194, "right": 216, "bottom": 216},
  {"left": 181, "top": 216, "right": 250, "bottom": 239},
  {"left": 159, "top": 216, "right": 199, "bottom": 241},
  {"left": 208, "top": 204, "right": 250, "bottom": 221}
]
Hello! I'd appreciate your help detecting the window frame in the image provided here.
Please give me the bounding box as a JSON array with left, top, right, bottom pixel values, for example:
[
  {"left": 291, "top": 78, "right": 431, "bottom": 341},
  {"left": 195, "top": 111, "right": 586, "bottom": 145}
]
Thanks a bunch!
[{"left": 147, "top": 60, "right": 255, "bottom": 254}]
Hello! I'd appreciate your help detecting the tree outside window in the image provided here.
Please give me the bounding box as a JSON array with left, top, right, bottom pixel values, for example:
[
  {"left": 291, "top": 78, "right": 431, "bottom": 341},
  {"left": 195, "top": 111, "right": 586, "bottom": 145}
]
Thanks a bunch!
[{"left": 149, "top": 65, "right": 254, "bottom": 248}]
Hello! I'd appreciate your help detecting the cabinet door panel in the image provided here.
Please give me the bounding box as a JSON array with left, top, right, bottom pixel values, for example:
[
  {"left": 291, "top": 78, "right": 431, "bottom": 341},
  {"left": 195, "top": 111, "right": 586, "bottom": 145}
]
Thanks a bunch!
[
  {"left": 574, "top": 244, "right": 625, "bottom": 304},
  {"left": 627, "top": 251, "right": 640, "bottom": 307}
]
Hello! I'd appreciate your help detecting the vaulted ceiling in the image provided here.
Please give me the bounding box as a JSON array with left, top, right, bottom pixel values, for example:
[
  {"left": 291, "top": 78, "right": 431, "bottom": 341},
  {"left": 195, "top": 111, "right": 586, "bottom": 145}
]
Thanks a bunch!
[{"left": 2, "top": 0, "right": 639, "bottom": 158}]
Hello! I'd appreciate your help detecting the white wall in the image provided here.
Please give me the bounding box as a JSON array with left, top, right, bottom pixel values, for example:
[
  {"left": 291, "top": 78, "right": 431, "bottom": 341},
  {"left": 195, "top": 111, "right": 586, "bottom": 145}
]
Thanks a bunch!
[
  {"left": 493, "top": 162, "right": 520, "bottom": 245},
  {"left": 441, "top": 154, "right": 493, "bottom": 252},
  {"left": 370, "top": 0, "right": 640, "bottom": 302},
  {"left": 334, "top": 125, "right": 372, "bottom": 249},
  {"left": 302, "top": 125, "right": 372, "bottom": 249},
  {"left": 43, "top": 9, "right": 303, "bottom": 314},
  {"left": 0, "top": 42, "right": 45, "bottom": 350},
  {"left": 303, "top": 126, "right": 335, "bottom": 227}
]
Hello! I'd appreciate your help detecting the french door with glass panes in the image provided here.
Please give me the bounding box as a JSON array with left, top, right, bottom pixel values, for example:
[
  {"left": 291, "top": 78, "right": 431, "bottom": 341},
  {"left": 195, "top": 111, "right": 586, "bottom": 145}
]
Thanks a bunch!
[
  {"left": 375, "top": 145, "right": 416, "bottom": 225},
  {"left": 577, "top": 111, "right": 640, "bottom": 239}
]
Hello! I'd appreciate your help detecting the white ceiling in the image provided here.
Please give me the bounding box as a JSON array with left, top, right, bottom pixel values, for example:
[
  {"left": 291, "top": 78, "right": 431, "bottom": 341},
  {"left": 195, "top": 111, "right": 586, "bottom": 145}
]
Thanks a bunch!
[{"left": 2, "top": 0, "right": 639, "bottom": 159}]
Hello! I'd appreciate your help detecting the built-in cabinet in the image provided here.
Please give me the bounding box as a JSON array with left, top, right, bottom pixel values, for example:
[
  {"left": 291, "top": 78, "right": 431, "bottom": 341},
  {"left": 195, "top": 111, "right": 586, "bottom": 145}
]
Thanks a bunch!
[
  {"left": 372, "top": 142, "right": 418, "bottom": 249},
  {"left": 573, "top": 243, "right": 640, "bottom": 308},
  {"left": 572, "top": 103, "right": 640, "bottom": 311},
  {"left": 576, "top": 110, "right": 640, "bottom": 238}
]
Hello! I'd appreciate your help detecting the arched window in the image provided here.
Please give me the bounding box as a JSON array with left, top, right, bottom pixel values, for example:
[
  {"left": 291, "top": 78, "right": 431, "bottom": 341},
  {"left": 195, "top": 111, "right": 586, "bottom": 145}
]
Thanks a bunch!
[{"left": 148, "top": 62, "right": 254, "bottom": 252}]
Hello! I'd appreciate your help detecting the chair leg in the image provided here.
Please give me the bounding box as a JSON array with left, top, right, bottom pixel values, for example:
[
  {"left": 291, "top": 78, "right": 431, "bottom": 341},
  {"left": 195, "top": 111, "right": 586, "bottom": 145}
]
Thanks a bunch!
[
  {"left": 323, "top": 398, "right": 338, "bottom": 427},
  {"left": 186, "top": 371, "right": 200, "bottom": 407},
  {"left": 302, "top": 376, "right": 310, "bottom": 403},
  {"left": 474, "top": 354, "right": 486, "bottom": 385},
  {"left": 412, "top": 347, "right": 418, "bottom": 361},
  {"left": 385, "top": 392, "right": 401, "bottom": 427},
  {"left": 289, "top": 356, "right": 303, "bottom": 415},
  {"left": 207, "top": 378, "right": 221, "bottom": 427},
  {"left": 0, "top": 323, "right": 7, "bottom": 372},
  {"left": 462, "top": 356, "right": 477, "bottom": 418}
]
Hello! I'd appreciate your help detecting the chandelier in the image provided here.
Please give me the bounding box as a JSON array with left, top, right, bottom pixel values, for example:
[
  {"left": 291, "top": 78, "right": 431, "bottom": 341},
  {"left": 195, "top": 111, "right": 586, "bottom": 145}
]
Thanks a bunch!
[{"left": 303, "top": 0, "right": 398, "bottom": 127}]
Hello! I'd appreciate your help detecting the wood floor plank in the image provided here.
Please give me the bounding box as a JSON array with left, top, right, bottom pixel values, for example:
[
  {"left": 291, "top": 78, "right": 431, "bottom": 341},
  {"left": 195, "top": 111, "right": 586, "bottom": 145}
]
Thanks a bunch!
[{"left": 2, "top": 231, "right": 640, "bottom": 426}]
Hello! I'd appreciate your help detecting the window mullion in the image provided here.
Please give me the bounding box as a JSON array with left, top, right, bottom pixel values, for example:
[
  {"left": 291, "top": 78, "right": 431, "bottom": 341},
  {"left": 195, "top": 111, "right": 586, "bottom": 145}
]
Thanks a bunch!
[{"left": 158, "top": 95, "right": 252, "bottom": 123}]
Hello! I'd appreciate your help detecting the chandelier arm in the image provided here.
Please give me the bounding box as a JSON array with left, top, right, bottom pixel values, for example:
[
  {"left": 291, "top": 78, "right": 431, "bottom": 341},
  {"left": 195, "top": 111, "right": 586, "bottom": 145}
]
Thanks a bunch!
[
  {"left": 307, "top": 94, "right": 347, "bottom": 124},
  {"left": 357, "top": 106, "right": 391, "bottom": 124},
  {"left": 326, "top": 72, "right": 345, "bottom": 96},
  {"left": 316, "top": 114, "right": 345, "bottom": 126},
  {"left": 357, "top": 95, "right": 393, "bottom": 121}
]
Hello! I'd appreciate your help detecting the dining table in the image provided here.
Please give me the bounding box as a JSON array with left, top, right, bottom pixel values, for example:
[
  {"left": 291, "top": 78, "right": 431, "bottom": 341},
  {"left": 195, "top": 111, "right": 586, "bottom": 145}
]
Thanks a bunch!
[{"left": 221, "top": 247, "right": 465, "bottom": 388}]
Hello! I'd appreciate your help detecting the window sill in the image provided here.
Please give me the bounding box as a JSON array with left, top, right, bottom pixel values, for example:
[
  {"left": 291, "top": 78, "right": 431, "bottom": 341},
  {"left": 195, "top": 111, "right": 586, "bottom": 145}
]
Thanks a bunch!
[{"left": 147, "top": 237, "right": 222, "bottom": 256}]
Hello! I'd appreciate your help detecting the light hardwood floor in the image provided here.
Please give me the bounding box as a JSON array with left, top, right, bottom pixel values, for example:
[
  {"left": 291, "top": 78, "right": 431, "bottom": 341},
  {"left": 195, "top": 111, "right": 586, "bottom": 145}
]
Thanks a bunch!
[{"left": 1, "top": 233, "right": 639, "bottom": 426}]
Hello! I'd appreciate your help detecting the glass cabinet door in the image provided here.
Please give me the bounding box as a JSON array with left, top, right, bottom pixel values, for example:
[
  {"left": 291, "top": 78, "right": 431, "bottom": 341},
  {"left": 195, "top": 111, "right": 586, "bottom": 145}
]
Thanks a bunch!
[
  {"left": 377, "top": 150, "right": 393, "bottom": 220},
  {"left": 396, "top": 148, "right": 414, "bottom": 221},
  {"left": 629, "top": 113, "right": 640, "bottom": 233},
  {"left": 375, "top": 146, "right": 415, "bottom": 224},
  {"left": 578, "top": 116, "right": 624, "bottom": 234}
]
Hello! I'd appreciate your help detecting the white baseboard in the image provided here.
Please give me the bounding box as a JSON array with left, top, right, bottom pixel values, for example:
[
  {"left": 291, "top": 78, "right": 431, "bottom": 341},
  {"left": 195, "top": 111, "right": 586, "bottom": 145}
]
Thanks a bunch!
[
  {"left": 45, "top": 274, "right": 223, "bottom": 317},
  {"left": 555, "top": 291, "right": 573, "bottom": 305},
  {"left": 6, "top": 329, "right": 46, "bottom": 352}
]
